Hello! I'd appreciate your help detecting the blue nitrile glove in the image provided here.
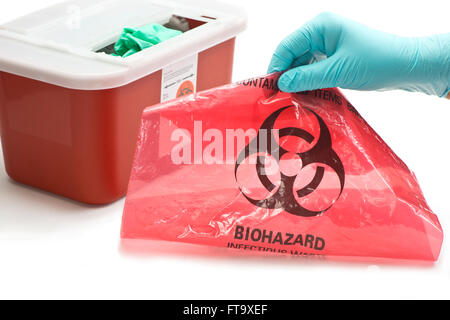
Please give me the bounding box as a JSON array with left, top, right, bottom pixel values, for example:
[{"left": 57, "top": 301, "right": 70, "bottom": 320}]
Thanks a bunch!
[
  {"left": 268, "top": 12, "right": 450, "bottom": 98},
  {"left": 114, "top": 24, "right": 182, "bottom": 58}
]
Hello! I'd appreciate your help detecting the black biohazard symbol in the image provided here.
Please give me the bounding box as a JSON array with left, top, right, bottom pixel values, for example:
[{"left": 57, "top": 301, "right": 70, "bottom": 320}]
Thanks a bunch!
[
  {"left": 179, "top": 87, "right": 193, "bottom": 96},
  {"left": 177, "top": 81, "right": 194, "bottom": 98},
  {"left": 235, "top": 106, "right": 345, "bottom": 217}
]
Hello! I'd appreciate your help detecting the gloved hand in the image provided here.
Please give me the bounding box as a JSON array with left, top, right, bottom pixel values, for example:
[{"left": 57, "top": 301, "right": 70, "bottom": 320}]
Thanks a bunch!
[{"left": 268, "top": 12, "right": 450, "bottom": 98}]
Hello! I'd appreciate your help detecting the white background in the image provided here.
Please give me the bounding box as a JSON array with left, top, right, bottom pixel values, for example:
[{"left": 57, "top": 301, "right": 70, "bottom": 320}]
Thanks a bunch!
[{"left": 0, "top": 0, "right": 449, "bottom": 300}]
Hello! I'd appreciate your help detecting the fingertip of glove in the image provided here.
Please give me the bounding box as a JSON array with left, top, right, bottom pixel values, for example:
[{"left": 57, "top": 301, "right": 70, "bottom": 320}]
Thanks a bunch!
[
  {"left": 278, "top": 72, "right": 298, "bottom": 92},
  {"left": 267, "top": 64, "right": 284, "bottom": 74}
]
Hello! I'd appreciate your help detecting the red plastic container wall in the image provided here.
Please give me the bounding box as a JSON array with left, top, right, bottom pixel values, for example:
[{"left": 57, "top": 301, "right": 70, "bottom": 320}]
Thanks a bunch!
[{"left": 0, "top": 38, "right": 236, "bottom": 204}]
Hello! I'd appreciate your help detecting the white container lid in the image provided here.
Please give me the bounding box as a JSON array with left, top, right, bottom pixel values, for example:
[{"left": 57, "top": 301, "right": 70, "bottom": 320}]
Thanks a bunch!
[{"left": 0, "top": 0, "right": 247, "bottom": 90}]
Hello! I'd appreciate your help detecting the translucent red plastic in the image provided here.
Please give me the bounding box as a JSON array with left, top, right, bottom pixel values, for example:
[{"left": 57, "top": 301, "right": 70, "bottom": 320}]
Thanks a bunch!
[{"left": 121, "top": 73, "right": 443, "bottom": 261}]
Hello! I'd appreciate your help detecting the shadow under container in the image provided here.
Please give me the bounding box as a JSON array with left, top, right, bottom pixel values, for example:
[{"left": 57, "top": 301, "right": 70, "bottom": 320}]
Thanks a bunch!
[{"left": 0, "top": 0, "right": 247, "bottom": 204}]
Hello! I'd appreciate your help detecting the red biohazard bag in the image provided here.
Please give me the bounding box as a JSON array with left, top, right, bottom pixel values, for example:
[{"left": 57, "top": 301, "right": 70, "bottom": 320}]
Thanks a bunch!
[{"left": 121, "top": 73, "right": 443, "bottom": 262}]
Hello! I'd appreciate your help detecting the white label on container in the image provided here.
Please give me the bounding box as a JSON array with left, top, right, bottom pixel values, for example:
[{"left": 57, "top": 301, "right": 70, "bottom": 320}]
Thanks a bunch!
[{"left": 161, "top": 54, "right": 198, "bottom": 103}]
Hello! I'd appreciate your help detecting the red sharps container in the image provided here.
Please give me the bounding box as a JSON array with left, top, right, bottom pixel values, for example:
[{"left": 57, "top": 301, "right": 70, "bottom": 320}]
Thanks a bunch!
[{"left": 0, "top": 0, "right": 246, "bottom": 204}]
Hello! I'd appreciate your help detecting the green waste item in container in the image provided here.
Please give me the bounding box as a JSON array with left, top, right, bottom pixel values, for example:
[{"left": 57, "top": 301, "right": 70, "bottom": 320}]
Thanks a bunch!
[{"left": 113, "top": 24, "right": 182, "bottom": 58}]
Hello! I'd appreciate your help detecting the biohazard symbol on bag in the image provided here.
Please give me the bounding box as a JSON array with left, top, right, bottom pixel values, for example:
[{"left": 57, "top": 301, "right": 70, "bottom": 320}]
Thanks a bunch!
[
  {"left": 177, "top": 80, "right": 195, "bottom": 98},
  {"left": 235, "top": 105, "right": 345, "bottom": 217}
]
